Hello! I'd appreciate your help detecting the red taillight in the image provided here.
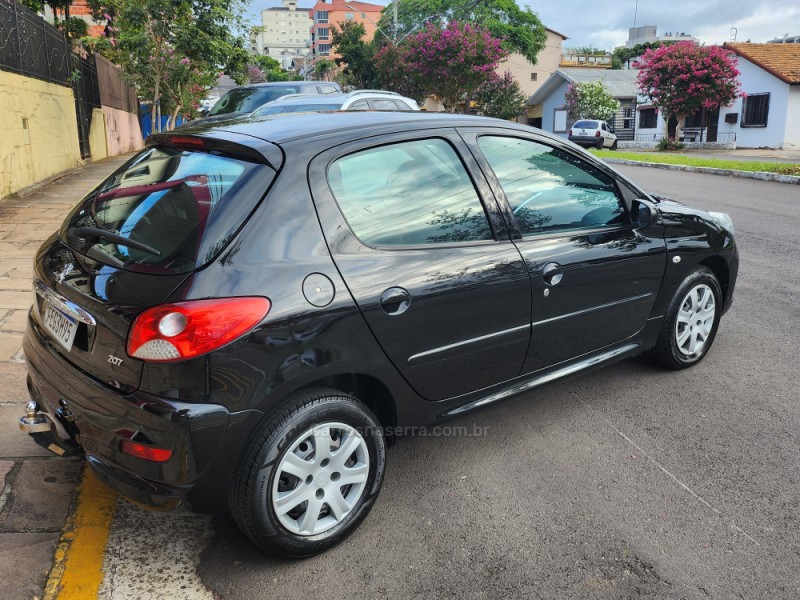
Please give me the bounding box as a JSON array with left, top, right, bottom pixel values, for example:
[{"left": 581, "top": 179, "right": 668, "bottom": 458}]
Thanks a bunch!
[
  {"left": 121, "top": 440, "right": 173, "bottom": 462},
  {"left": 595, "top": 130, "right": 601, "bottom": 137},
  {"left": 127, "top": 297, "right": 271, "bottom": 362}
]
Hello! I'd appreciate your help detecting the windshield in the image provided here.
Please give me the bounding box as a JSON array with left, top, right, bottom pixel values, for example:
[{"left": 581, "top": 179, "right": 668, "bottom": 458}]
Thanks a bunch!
[
  {"left": 573, "top": 120, "right": 599, "bottom": 129},
  {"left": 61, "top": 147, "right": 274, "bottom": 274},
  {"left": 254, "top": 103, "right": 343, "bottom": 116},
  {"left": 208, "top": 86, "right": 302, "bottom": 116}
]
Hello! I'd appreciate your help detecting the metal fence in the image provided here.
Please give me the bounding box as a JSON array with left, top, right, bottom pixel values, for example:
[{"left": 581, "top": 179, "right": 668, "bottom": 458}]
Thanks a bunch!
[
  {"left": 0, "top": 0, "right": 72, "bottom": 86},
  {"left": 72, "top": 52, "right": 101, "bottom": 159},
  {"left": 96, "top": 53, "right": 137, "bottom": 113}
]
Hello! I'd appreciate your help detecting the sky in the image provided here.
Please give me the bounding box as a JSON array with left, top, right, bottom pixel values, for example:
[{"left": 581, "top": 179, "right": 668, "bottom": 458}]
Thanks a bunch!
[{"left": 246, "top": 0, "right": 800, "bottom": 50}]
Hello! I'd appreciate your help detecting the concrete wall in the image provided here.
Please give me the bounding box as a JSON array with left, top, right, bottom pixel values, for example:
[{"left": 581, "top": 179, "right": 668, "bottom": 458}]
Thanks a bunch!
[
  {"left": 717, "top": 57, "right": 790, "bottom": 148},
  {"left": 89, "top": 109, "right": 108, "bottom": 161},
  {"left": 540, "top": 79, "right": 571, "bottom": 137},
  {"left": 0, "top": 71, "right": 82, "bottom": 198},
  {"left": 784, "top": 86, "right": 800, "bottom": 150},
  {"left": 506, "top": 30, "right": 567, "bottom": 101},
  {"left": 101, "top": 105, "right": 144, "bottom": 156}
]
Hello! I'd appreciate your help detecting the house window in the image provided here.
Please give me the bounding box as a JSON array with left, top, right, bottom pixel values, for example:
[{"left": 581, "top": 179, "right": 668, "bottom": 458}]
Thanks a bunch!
[
  {"left": 530, "top": 72, "right": 537, "bottom": 81},
  {"left": 318, "top": 27, "right": 329, "bottom": 39},
  {"left": 639, "top": 108, "right": 657, "bottom": 129},
  {"left": 742, "top": 93, "right": 769, "bottom": 127},
  {"left": 315, "top": 10, "right": 328, "bottom": 23},
  {"left": 317, "top": 43, "right": 331, "bottom": 55}
]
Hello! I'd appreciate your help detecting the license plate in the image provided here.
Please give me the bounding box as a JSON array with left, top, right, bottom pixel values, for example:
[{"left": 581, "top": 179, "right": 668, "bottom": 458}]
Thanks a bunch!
[{"left": 43, "top": 302, "right": 78, "bottom": 352}]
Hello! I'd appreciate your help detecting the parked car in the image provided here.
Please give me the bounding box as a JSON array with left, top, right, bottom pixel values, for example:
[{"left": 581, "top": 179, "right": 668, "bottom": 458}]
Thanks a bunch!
[
  {"left": 251, "top": 90, "right": 420, "bottom": 116},
  {"left": 196, "top": 81, "right": 341, "bottom": 123},
  {"left": 569, "top": 119, "right": 618, "bottom": 149},
  {"left": 20, "top": 112, "right": 737, "bottom": 558}
]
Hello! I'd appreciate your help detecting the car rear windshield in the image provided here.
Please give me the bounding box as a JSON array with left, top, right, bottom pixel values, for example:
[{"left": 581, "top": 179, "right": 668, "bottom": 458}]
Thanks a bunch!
[
  {"left": 60, "top": 147, "right": 274, "bottom": 275},
  {"left": 573, "top": 120, "right": 599, "bottom": 129},
  {"left": 208, "top": 86, "right": 302, "bottom": 115}
]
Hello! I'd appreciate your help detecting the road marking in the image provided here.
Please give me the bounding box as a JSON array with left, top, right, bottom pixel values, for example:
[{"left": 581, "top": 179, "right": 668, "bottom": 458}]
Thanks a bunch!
[
  {"left": 577, "top": 397, "right": 760, "bottom": 546},
  {"left": 44, "top": 466, "right": 117, "bottom": 600}
]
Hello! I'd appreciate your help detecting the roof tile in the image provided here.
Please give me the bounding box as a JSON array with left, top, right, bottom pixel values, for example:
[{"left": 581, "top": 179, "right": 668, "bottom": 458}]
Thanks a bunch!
[{"left": 725, "top": 43, "right": 800, "bottom": 84}]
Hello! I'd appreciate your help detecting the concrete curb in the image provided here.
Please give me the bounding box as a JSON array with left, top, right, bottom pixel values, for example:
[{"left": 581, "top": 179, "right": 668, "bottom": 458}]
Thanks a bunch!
[{"left": 602, "top": 158, "right": 800, "bottom": 185}]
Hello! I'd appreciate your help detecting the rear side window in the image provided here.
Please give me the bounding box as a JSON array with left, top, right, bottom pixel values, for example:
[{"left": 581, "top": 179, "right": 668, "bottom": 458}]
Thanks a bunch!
[
  {"left": 369, "top": 99, "right": 400, "bottom": 111},
  {"left": 573, "top": 120, "right": 598, "bottom": 129},
  {"left": 328, "top": 139, "right": 493, "bottom": 246},
  {"left": 61, "top": 147, "right": 274, "bottom": 274}
]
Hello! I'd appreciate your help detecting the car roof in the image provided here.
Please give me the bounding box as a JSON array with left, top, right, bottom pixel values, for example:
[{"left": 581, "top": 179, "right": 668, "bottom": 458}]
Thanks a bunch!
[
  {"left": 175, "top": 111, "right": 547, "bottom": 146},
  {"left": 268, "top": 93, "right": 349, "bottom": 105},
  {"left": 242, "top": 81, "right": 326, "bottom": 89}
]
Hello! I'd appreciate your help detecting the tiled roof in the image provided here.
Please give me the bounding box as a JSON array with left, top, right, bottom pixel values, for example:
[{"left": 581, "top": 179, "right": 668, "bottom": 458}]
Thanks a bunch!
[{"left": 724, "top": 43, "right": 800, "bottom": 84}]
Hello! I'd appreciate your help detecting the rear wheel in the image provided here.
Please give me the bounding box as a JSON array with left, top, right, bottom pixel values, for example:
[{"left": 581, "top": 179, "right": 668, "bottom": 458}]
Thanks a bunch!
[
  {"left": 231, "top": 388, "right": 386, "bottom": 558},
  {"left": 651, "top": 267, "right": 722, "bottom": 369},
  {"left": 596, "top": 138, "right": 604, "bottom": 149}
]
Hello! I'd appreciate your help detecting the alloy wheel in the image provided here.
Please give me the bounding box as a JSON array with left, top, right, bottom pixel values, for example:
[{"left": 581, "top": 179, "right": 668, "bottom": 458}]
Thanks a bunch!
[{"left": 675, "top": 284, "right": 716, "bottom": 357}]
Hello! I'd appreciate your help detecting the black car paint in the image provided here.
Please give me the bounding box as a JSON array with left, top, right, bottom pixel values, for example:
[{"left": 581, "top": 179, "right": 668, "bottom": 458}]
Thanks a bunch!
[{"left": 23, "top": 113, "right": 738, "bottom": 513}]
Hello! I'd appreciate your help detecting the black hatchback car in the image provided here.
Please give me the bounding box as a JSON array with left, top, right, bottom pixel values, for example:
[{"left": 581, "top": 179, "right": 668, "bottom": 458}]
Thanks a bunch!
[{"left": 20, "top": 112, "right": 738, "bottom": 557}]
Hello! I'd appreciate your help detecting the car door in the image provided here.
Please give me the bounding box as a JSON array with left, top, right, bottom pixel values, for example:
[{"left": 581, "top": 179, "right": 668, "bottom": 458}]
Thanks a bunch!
[
  {"left": 461, "top": 130, "right": 666, "bottom": 372},
  {"left": 308, "top": 130, "right": 532, "bottom": 401}
]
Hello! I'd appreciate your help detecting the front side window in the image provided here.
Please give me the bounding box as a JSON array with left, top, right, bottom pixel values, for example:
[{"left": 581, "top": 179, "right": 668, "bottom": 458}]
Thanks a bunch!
[
  {"left": 328, "top": 139, "right": 493, "bottom": 246},
  {"left": 478, "top": 136, "right": 626, "bottom": 236},
  {"left": 742, "top": 93, "right": 769, "bottom": 127},
  {"left": 370, "top": 99, "right": 400, "bottom": 111},
  {"left": 208, "top": 86, "right": 301, "bottom": 115}
]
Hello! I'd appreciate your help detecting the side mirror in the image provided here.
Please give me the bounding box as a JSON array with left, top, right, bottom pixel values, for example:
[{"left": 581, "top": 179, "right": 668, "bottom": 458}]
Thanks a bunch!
[{"left": 632, "top": 199, "right": 658, "bottom": 228}]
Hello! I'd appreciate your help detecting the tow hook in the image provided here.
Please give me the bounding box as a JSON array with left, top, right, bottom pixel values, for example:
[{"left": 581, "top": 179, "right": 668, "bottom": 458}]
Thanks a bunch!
[
  {"left": 19, "top": 400, "right": 83, "bottom": 457},
  {"left": 18, "top": 400, "right": 51, "bottom": 434}
]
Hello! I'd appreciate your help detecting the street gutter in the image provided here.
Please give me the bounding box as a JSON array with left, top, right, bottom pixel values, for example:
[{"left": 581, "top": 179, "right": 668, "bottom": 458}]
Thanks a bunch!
[{"left": 601, "top": 158, "right": 800, "bottom": 185}]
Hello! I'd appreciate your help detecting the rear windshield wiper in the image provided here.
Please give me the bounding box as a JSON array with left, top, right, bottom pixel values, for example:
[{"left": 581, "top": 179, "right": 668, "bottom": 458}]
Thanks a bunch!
[{"left": 75, "top": 227, "right": 162, "bottom": 257}]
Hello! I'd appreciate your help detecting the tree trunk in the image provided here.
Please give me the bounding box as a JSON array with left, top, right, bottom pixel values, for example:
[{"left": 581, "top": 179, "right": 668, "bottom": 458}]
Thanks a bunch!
[
  {"left": 674, "top": 113, "right": 686, "bottom": 143},
  {"left": 168, "top": 105, "right": 181, "bottom": 131}
]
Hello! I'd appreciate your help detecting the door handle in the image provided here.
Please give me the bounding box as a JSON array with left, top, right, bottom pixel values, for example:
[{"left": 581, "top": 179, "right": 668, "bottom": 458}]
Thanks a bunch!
[
  {"left": 542, "top": 262, "right": 563, "bottom": 286},
  {"left": 380, "top": 287, "right": 411, "bottom": 315}
]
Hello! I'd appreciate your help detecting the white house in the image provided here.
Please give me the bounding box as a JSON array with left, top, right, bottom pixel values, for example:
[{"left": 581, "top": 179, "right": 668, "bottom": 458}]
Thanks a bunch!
[
  {"left": 637, "top": 43, "right": 800, "bottom": 148},
  {"left": 527, "top": 69, "right": 640, "bottom": 140},
  {"left": 721, "top": 43, "right": 800, "bottom": 149}
]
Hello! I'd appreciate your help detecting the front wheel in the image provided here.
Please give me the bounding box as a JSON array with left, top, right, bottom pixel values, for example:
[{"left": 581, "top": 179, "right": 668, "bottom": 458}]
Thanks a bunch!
[
  {"left": 231, "top": 388, "right": 386, "bottom": 558},
  {"left": 611, "top": 139, "right": 618, "bottom": 150},
  {"left": 650, "top": 267, "right": 722, "bottom": 370}
]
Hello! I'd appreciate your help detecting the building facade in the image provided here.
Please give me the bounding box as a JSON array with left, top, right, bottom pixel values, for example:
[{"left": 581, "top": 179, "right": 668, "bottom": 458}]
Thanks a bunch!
[
  {"left": 252, "top": 0, "right": 313, "bottom": 69},
  {"left": 308, "top": 0, "right": 382, "bottom": 62},
  {"left": 621, "top": 25, "right": 698, "bottom": 49}
]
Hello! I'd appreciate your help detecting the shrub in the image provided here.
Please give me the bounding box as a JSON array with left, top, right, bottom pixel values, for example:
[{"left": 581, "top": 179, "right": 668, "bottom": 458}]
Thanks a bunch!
[{"left": 656, "top": 138, "right": 685, "bottom": 152}]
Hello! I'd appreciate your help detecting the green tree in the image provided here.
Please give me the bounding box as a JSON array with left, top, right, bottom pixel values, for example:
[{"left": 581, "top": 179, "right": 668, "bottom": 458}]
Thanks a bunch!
[
  {"left": 331, "top": 21, "right": 377, "bottom": 89},
  {"left": 250, "top": 55, "right": 303, "bottom": 82},
  {"left": 373, "top": 44, "right": 425, "bottom": 100},
  {"left": 376, "top": 0, "right": 546, "bottom": 64},
  {"left": 85, "top": 0, "right": 249, "bottom": 133},
  {"left": 314, "top": 59, "right": 335, "bottom": 82},
  {"left": 612, "top": 41, "right": 674, "bottom": 69},
  {"left": 564, "top": 81, "right": 620, "bottom": 121},
  {"left": 403, "top": 21, "right": 506, "bottom": 112},
  {"left": 474, "top": 71, "right": 526, "bottom": 120}
]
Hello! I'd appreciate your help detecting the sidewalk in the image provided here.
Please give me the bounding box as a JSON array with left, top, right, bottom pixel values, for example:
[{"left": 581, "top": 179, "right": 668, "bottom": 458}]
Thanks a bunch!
[{"left": 0, "top": 154, "right": 132, "bottom": 600}]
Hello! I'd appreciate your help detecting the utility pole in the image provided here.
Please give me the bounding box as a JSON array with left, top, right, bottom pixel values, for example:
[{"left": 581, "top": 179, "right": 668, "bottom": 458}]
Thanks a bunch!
[{"left": 393, "top": 0, "right": 398, "bottom": 44}]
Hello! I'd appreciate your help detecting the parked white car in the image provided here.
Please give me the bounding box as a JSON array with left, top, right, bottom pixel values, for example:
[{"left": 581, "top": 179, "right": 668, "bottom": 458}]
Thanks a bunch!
[
  {"left": 568, "top": 119, "right": 618, "bottom": 150},
  {"left": 251, "top": 90, "right": 420, "bottom": 116}
]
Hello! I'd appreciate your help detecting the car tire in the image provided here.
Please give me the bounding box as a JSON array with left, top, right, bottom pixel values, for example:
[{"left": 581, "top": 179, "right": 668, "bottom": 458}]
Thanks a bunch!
[
  {"left": 650, "top": 267, "right": 722, "bottom": 370},
  {"left": 611, "top": 140, "right": 618, "bottom": 150},
  {"left": 231, "top": 388, "right": 386, "bottom": 558},
  {"left": 596, "top": 139, "right": 604, "bottom": 149}
]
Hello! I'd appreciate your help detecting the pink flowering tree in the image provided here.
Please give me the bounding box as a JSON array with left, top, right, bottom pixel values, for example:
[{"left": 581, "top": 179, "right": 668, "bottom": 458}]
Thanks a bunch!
[
  {"left": 635, "top": 42, "right": 740, "bottom": 140},
  {"left": 403, "top": 21, "right": 507, "bottom": 112}
]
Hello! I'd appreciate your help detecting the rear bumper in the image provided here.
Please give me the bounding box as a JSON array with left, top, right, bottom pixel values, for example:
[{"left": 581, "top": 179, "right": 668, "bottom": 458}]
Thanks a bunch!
[
  {"left": 569, "top": 135, "right": 602, "bottom": 146},
  {"left": 22, "top": 315, "right": 262, "bottom": 513}
]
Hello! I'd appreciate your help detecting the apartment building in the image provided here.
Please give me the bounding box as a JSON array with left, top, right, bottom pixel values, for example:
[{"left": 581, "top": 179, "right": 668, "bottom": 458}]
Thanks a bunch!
[
  {"left": 252, "top": 0, "right": 313, "bottom": 68},
  {"left": 308, "top": 0, "right": 382, "bottom": 62}
]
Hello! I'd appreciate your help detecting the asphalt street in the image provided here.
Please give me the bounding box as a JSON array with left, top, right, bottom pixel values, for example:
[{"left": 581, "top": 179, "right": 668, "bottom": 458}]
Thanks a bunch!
[
  {"left": 2, "top": 162, "right": 798, "bottom": 599},
  {"left": 189, "top": 166, "right": 800, "bottom": 599}
]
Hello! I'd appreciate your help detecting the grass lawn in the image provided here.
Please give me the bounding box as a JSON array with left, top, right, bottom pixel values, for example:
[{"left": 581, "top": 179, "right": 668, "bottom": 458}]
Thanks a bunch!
[{"left": 589, "top": 149, "right": 800, "bottom": 176}]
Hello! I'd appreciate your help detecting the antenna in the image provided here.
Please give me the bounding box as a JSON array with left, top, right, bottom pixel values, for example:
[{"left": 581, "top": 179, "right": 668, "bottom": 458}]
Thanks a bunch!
[
  {"left": 730, "top": 27, "right": 737, "bottom": 42},
  {"left": 633, "top": 0, "right": 639, "bottom": 30}
]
